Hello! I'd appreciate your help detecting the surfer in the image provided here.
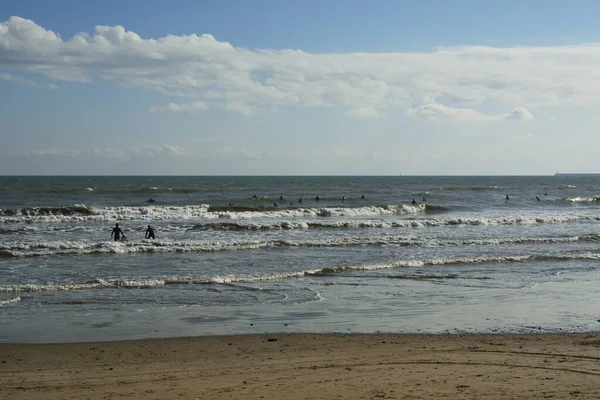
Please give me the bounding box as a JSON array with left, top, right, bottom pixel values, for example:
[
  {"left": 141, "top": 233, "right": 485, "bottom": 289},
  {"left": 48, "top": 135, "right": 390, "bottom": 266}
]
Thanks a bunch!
[
  {"left": 315, "top": 196, "right": 320, "bottom": 201},
  {"left": 505, "top": 195, "right": 510, "bottom": 200},
  {"left": 111, "top": 223, "right": 124, "bottom": 242},
  {"left": 536, "top": 196, "right": 540, "bottom": 201},
  {"left": 412, "top": 199, "right": 417, "bottom": 204},
  {"left": 147, "top": 198, "right": 155, "bottom": 203},
  {"left": 273, "top": 202, "right": 278, "bottom": 207},
  {"left": 145, "top": 225, "right": 155, "bottom": 240},
  {"left": 361, "top": 194, "right": 365, "bottom": 199}
]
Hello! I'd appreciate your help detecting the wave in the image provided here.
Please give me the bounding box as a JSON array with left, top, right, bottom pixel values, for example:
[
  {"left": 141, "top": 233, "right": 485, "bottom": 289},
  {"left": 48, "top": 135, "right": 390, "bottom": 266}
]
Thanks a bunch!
[
  {"left": 304, "top": 252, "right": 600, "bottom": 276},
  {"left": 1, "top": 234, "right": 599, "bottom": 258},
  {"left": 387, "top": 274, "right": 491, "bottom": 280},
  {"left": 0, "top": 205, "right": 93, "bottom": 217},
  {"left": 0, "top": 203, "right": 439, "bottom": 223},
  {"left": 3, "top": 251, "right": 600, "bottom": 293},
  {"left": 4, "top": 202, "right": 600, "bottom": 228},
  {"left": 0, "top": 296, "right": 21, "bottom": 306},
  {"left": 565, "top": 196, "right": 600, "bottom": 203},
  {"left": 193, "top": 214, "right": 600, "bottom": 230}
]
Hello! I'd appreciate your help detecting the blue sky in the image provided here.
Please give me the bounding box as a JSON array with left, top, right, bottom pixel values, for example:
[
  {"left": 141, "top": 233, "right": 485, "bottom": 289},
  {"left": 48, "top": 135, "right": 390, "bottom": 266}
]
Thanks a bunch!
[{"left": 2, "top": 1, "right": 600, "bottom": 175}]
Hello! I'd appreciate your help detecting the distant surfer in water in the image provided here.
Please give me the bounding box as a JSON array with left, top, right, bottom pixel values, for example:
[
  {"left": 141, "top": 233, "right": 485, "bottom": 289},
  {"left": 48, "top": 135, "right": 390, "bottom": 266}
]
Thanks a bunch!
[
  {"left": 145, "top": 225, "right": 155, "bottom": 240},
  {"left": 147, "top": 198, "right": 156, "bottom": 203},
  {"left": 111, "top": 223, "right": 124, "bottom": 242},
  {"left": 412, "top": 199, "right": 417, "bottom": 204}
]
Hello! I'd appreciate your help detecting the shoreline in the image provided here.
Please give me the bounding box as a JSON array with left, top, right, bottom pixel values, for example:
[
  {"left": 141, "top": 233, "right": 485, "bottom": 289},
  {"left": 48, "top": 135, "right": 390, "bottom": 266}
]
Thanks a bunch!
[{"left": 2, "top": 332, "right": 600, "bottom": 399}]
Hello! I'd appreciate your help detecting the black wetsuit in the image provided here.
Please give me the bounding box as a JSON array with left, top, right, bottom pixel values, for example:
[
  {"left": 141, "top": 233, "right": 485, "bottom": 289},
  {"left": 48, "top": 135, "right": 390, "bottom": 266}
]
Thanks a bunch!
[
  {"left": 145, "top": 226, "right": 155, "bottom": 239},
  {"left": 111, "top": 227, "right": 124, "bottom": 241}
]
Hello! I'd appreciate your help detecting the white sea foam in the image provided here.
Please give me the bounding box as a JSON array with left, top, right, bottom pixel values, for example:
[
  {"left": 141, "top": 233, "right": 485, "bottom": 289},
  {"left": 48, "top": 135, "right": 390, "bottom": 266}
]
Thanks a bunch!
[
  {"left": 0, "top": 233, "right": 598, "bottom": 258},
  {"left": 0, "top": 296, "right": 21, "bottom": 306},
  {"left": 566, "top": 196, "right": 600, "bottom": 203},
  {"left": 3, "top": 251, "right": 597, "bottom": 294},
  {"left": 0, "top": 204, "right": 426, "bottom": 223}
]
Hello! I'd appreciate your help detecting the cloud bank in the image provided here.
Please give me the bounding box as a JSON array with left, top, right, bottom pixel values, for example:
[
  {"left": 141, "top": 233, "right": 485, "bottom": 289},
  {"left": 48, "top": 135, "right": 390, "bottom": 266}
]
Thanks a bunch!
[
  {"left": 1, "top": 16, "right": 596, "bottom": 119},
  {"left": 407, "top": 104, "right": 534, "bottom": 122}
]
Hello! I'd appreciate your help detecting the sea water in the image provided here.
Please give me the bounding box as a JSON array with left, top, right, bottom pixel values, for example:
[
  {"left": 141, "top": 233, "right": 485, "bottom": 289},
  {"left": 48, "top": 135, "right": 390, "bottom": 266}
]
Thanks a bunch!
[{"left": 2, "top": 175, "right": 600, "bottom": 343}]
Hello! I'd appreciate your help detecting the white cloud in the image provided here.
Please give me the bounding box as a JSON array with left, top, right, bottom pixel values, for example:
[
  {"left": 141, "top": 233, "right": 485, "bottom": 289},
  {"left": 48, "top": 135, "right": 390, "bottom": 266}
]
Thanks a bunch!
[
  {"left": 1, "top": 16, "right": 599, "bottom": 118},
  {"left": 504, "top": 107, "right": 534, "bottom": 121},
  {"left": 149, "top": 101, "right": 208, "bottom": 113},
  {"left": 343, "top": 107, "right": 383, "bottom": 119},
  {"left": 149, "top": 101, "right": 255, "bottom": 115},
  {"left": 407, "top": 104, "right": 534, "bottom": 122},
  {"left": 0, "top": 72, "right": 58, "bottom": 89}
]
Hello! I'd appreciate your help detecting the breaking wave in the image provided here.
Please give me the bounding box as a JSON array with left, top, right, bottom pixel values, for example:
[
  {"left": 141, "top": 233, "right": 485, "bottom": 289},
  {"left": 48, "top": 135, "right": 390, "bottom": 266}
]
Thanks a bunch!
[
  {"left": 3, "top": 251, "right": 600, "bottom": 293},
  {"left": 0, "top": 203, "right": 441, "bottom": 223},
  {"left": 1, "top": 234, "right": 599, "bottom": 258},
  {"left": 0, "top": 296, "right": 21, "bottom": 306}
]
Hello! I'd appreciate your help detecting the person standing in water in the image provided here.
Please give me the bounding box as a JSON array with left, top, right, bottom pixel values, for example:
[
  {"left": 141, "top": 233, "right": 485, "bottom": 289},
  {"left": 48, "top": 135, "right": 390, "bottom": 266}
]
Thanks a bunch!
[
  {"left": 111, "top": 223, "right": 124, "bottom": 241},
  {"left": 145, "top": 225, "right": 155, "bottom": 240}
]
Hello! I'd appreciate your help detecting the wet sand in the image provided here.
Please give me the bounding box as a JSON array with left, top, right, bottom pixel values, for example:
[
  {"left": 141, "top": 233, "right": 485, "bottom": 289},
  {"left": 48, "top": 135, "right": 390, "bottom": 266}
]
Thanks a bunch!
[{"left": 2, "top": 333, "right": 600, "bottom": 399}]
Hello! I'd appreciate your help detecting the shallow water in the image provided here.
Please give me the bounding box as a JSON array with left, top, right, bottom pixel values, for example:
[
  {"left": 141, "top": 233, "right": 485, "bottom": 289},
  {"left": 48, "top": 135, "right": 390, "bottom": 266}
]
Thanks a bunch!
[{"left": 2, "top": 175, "right": 600, "bottom": 343}]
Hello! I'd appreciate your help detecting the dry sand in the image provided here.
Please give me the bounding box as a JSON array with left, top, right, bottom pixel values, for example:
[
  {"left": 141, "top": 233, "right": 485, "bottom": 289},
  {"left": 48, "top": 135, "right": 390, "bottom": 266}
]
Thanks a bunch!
[{"left": 2, "top": 332, "right": 600, "bottom": 399}]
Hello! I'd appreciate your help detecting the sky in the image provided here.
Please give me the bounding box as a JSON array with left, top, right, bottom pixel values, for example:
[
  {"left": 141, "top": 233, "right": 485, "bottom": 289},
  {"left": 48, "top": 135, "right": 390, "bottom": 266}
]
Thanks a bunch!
[{"left": 2, "top": 0, "right": 600, "bottom": 175}]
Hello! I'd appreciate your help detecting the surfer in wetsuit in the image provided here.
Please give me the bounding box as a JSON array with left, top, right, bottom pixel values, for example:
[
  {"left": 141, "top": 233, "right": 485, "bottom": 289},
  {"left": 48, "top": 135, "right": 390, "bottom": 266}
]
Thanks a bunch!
[
  {"left": 111, "top": 223, "right": 124, "bottom": 241},
  {"left": 145, "top": 225, "right": 155, "bottom": 240}
]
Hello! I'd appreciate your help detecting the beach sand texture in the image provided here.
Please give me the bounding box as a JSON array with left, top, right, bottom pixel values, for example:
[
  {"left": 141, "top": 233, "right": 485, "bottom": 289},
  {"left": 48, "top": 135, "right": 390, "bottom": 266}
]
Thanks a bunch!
[{"left": 2, "top": 333, "right": 600, "bottom": 399}]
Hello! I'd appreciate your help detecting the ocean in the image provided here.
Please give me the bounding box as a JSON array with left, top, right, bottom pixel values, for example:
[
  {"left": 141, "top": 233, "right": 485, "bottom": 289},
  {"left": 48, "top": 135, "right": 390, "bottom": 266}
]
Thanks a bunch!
[{"left": 2, "top": 175, "right": 600, "bottom": 343}]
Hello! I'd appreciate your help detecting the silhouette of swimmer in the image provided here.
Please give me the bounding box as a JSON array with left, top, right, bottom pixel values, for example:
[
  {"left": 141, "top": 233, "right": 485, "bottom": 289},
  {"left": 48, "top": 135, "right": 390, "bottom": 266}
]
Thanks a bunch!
[
  {"left": 342, "top": 196, "right": 346, "bottom": 201},
  {"left": 536, "top": 196, "right": 540, "bottom": 201},
  {"left": 545, "top": 193, "right": 547, "bottom": 196},
  {"left": 412, "top": 199, "right": 417, "bottom": 204},
  {"left": 361, "top": 194, "right": 365, "bottom": 199},
  {"left": 422, "top": 197, "right": 426, "bottom": 202},
  {"left": 147, "top": 198, "right": 156, "bottom": 203},
  {"left": 315, "top": 196, "right": 320, "bottom": 201},
  {"left": 298, "top": 198, "right": 303, "bottom": 203},
  {"left": 279, "top": 195, "right": 283, "bottom": 201},
  {"left": 111, "top": 223, "right": 124, "bottom": 242},
  {"left": 145, "top": 225, "right": 155, "bottom": 240},
  {"left": 252, "top": 194, "right": 257, "bottom": 199},
  {"left": 273, "top": 202, "right": 278, "bottom": 207},
  {"left": 505, "top": 195, "right": 510, "bottom": 200}
]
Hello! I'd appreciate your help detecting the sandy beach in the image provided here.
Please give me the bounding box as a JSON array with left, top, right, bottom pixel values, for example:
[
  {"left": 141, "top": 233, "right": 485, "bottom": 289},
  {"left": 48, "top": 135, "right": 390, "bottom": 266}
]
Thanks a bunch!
[{"left": 2, "top": 333, "right": 600, "bottom": 399}]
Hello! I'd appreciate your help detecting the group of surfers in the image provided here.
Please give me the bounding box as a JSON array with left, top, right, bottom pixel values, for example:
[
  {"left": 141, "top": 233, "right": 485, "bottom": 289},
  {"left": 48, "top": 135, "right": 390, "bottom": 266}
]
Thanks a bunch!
[{"left": 111, "top": 223, "right": 155, "bottom": 242}]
